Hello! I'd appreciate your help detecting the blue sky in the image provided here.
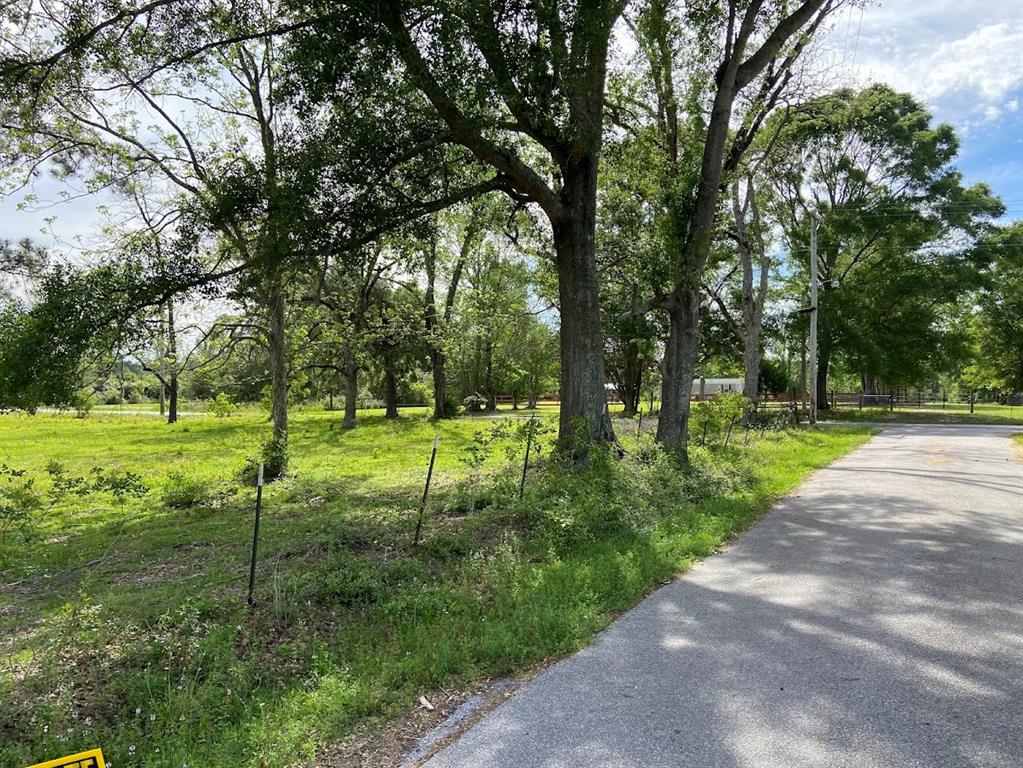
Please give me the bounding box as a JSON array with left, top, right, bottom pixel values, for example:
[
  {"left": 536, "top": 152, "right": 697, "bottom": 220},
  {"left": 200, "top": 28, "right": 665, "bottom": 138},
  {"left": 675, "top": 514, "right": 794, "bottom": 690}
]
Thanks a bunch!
[
  {"left": 823, "top": 0, "right": 1023, "bottom": 220},
  {"left": 1, "top": 0, "right": 1022, "bottom": 252}
]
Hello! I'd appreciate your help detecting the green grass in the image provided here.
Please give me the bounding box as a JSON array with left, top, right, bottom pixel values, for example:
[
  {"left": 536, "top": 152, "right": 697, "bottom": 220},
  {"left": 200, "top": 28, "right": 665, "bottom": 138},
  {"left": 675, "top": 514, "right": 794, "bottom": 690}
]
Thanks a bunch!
[
  {"left": 0, "top": 409, "right": 874, "bottom": 767},
  {"left": 820, "top": 402, "right": 1023, "bottom": 425}
]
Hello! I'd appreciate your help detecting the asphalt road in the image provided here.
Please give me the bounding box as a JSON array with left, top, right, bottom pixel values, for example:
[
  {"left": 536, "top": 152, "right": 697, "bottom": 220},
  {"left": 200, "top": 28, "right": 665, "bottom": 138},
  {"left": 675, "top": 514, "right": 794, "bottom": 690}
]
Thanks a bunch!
[{"left": 425, "top": 425, "right": 1023, "bottom": 768}]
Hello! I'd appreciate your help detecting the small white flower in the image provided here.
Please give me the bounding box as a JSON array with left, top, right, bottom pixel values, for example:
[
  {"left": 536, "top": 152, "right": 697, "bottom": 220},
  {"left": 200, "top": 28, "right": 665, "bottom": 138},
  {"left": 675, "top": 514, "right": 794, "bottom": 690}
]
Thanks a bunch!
[
  {"left": 128, "top": 745, "right": 136, "bottom": 755},
  {"left": 149, "top": 713, "right": 156, "bottom": 721},
  {"left": 135, "top": 707, "right": 141, "bottom": 715}
]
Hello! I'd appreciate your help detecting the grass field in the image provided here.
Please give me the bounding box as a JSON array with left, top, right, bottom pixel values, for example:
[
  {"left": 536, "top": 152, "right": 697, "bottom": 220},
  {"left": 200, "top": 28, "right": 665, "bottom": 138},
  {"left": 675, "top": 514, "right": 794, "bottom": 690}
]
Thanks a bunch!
[
  {"left": 819, "top": 402, "right": 1023, "bottom": 425},
  {"left": 1, "top": 409, "right": 873, "bottom": 767}
]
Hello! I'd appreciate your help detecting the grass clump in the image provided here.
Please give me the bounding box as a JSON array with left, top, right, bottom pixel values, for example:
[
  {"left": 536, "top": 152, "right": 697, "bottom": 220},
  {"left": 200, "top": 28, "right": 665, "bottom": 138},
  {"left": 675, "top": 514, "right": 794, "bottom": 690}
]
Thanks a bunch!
[
  {"left": 161, "top": 469, "right": 216, "bottom": 508},
  {"left": 0, "top": 410, "right": 873, "bottom": 767}
]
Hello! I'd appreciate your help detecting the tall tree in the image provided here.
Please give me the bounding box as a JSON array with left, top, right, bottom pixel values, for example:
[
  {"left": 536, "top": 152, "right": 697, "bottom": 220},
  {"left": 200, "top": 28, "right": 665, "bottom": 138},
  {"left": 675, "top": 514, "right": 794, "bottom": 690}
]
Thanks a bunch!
[
  {"left": 962, "top": 222, "right": 1023, "bottom": 393},
  {"left": 768, "top": 85, "right": 1004, "bottom": 404},
  {"left": 702, "top": 171, "right": 773, "bottom": 402},
  {"left": 635, "top": 0, "right": 840, "bottom": 453},
  {"left": 305, "top": 0, "right": 629, "bottom": 451}
]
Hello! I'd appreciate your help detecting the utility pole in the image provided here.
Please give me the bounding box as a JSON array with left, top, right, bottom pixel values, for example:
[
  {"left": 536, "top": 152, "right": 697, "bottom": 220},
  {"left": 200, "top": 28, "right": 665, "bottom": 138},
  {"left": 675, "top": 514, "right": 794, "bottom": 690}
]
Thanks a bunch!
[{"left": 809, "top": 211, "right": 819, "bottom": 425}]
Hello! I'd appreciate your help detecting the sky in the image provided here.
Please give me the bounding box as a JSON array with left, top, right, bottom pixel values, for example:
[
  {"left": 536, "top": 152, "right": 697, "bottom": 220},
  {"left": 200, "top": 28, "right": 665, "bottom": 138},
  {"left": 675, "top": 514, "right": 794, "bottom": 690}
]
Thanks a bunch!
[
  {"left": 1, "top": 0, "right": 1022, "bottom": 254},
  {"left": 817, "top": 0, "right": 1023, "bottom": 221}
]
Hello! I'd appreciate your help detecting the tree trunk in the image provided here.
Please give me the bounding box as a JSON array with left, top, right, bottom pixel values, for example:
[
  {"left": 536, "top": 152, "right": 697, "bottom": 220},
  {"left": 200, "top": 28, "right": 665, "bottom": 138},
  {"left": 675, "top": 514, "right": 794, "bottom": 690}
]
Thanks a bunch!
[
  {"left": 343, "top": 361, "right": 358, "bottom": 428},
  {"left": 484, "top": 340, "right": 497, "bottom": 411},
  {"left": 267, "top": 281, "right": 289, "bottom": 473},
  {"left": 743, "top": 324, "right": 762, "bottom": 403},
  {"left": 168, "top": 374, "right": 178, "bottom": 425},
  {"left": 430, "top": 350, "right": 448, "bottom": 419},
  {"left": 167, "top": 299, "right": 178, "bottom": 425},
  {"left": 384, "top": 365, "right": 399, "bottom": 419},
  {"left": 656, "top": 288, "right": 700, "bottom": 457},
  {"left": 816, "top": 345, "right": 831, "bottom": 412},
  {"left": 552, "top": 161, "right": 615, "bottom": 450},
  {"left": 159, "top": 383, "right": 165, "bottom": 416},
  {"left": 619, "top": 341, "right": 642, "bottom": 417}
]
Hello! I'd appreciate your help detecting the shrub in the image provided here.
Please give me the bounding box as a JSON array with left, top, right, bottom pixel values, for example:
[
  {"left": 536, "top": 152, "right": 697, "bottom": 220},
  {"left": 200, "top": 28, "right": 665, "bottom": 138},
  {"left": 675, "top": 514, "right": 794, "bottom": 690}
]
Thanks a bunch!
[
  {"left": 262, "top": 433, "right": 289, "bottom": 479},
  {"left": 243, "top": 432, "right": 289, "bottom": 484},
  {"left": 72, "top": 390, "right": 93, "bottom": 419},
  {"left": 210, "top": 392, "right": 237, "bottom": 418},
  {"left": 517, "top": 446, "right": 667, "bottom": 552},
  {"left": 162, "top": 469, "right": 213, "bottom": 508},
  {"left": 442, "top": 391, "right": 461, "bottom": 418},
  {"left": 89, "top": 468, "right": 149, "bottom": 511},
  {"left": 691, "top": 392, "right": 749, "bottom": 446},
  {"left": 403, "top": 379, "right": 432, "bottom": 407},
  {"left": 0, "top": 464, "right": 43, "bottom": 551}
]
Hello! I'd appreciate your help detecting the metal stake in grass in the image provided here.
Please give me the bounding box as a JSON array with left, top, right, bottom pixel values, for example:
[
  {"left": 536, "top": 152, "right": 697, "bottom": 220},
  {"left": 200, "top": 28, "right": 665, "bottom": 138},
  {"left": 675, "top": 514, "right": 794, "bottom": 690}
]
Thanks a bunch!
[
  {"left": 247, "top": 461, "right": 264, "bottom": 607},
  {"left": 413, "top": 435, "right": 439, "bottom": 548},
  {"left": 723, "top": 414, "right": 736, "bottom": 448},
  {"left": 637, "top": 408, "right": 643, "bottom": 435},
  {"left": 519, "top": 413, "right": 536, "bottom": 499}
]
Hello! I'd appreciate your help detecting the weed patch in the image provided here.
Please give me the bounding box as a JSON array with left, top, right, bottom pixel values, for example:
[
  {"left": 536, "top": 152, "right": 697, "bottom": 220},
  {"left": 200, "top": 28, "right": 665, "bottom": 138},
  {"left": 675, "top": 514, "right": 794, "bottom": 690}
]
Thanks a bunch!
[{"left": 0, "top": 411, "right": 873, "bottom": 767}]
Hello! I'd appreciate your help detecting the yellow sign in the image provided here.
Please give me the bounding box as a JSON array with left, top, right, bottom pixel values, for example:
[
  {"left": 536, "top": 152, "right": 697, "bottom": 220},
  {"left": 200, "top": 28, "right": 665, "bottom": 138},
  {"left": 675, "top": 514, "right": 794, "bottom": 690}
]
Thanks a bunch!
[{"left": 27, "top": 748, "right": 105, "bottom": 768}]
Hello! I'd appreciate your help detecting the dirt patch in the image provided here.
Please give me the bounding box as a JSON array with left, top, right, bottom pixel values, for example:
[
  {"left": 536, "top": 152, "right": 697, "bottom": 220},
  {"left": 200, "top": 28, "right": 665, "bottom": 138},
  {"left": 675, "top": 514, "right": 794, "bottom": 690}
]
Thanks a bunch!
[
  {"left": 316, "top": 687, "right": 473, "bottom": 768},
  {"left": 316, "top": 679, "right": 521, "bottom": 768}
]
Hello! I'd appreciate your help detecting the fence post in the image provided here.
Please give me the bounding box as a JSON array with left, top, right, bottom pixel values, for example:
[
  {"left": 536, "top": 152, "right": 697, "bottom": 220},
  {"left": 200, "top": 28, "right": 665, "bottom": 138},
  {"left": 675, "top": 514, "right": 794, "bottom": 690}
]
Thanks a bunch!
[
  {"left": 858, "top": 391, "right": 863, "bottom": 410},
  {"left": 942, "top": 389, "right": 946, "bottom": 409},
  {"left": 889, "top": 392, "right": 894, "bottom": 412},
  {"left": 970, "top": 389, "right": 975, "bottom": 414},
  {"left": 413, "top": 436, "right": 439, "bottom": 548},
  {"left": 247, "top": 462, "right": 264, "bottom": 607}
]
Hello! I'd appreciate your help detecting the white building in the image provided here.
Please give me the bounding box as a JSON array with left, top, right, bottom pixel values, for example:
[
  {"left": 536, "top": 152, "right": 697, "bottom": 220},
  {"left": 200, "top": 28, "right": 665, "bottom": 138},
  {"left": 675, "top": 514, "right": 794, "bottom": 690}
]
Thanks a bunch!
[{"left": 691, "top": 377, "right": 743, "bottom": 397}]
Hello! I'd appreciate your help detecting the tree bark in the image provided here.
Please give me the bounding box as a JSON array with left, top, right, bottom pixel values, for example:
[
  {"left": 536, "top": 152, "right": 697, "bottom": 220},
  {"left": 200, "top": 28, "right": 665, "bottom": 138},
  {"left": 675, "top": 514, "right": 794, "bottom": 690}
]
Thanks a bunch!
[
  {"left": 430, "top": 349, "right": 448, "bottom": 419},
  {"left": 816, "top": 344, "right": 831, "bottom": 412},
  {"left": 656, "top": 288, "right": 700, "bottom": 457},
  {"left": 552, "top": 160, "right": 615, "bottom": 448},
  {"left": 343, "top": 360, "right": 358, "bottom": 428},
  {"left": 384, "top": 365, "right": 399, "bottom": 419}
]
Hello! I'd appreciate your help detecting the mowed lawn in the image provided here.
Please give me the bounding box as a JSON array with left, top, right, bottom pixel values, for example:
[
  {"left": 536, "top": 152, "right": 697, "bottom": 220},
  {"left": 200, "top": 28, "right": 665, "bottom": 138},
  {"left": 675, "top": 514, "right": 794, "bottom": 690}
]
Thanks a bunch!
[
  {"left": 1, "top": 409, "right": 874, "bottom": 767},
  {"left": 820, "top": 402, "right": 1023, "bottom": 425}
]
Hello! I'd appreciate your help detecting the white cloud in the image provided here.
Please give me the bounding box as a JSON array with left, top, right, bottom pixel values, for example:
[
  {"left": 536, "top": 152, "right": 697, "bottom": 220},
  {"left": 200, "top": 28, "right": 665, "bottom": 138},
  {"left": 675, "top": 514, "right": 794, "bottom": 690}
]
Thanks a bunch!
[
  {"left": 918, "top": 22, "right": 1023, "bottom": 102},
  {"left": 983, "top": 104, "right": 1002, "bottom": 122},
  {"left": 819, "top": 2, "right": 1023, "bottom": 123}
]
